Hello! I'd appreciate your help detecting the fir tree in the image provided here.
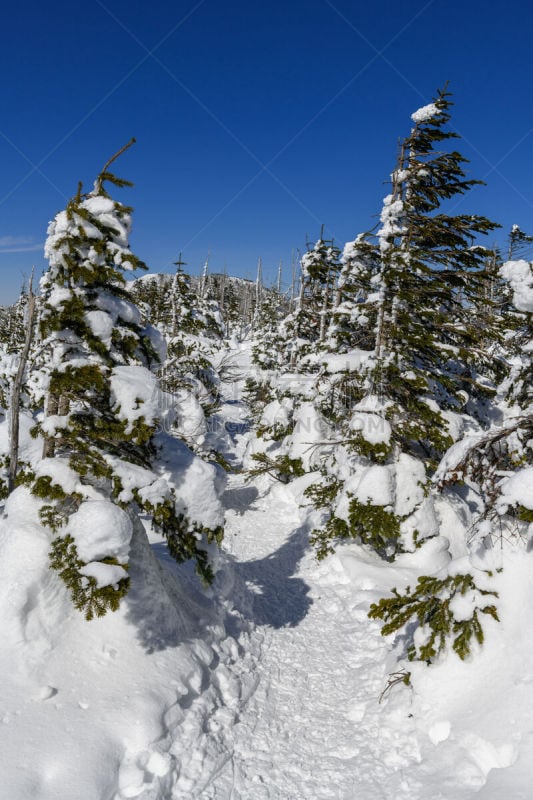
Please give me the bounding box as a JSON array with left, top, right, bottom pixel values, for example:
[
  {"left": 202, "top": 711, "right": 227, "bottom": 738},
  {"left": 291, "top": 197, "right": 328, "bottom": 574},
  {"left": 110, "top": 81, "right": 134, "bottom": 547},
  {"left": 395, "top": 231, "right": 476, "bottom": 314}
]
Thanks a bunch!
[
  {"left": 326, "top": 233, "right": 380, "bottom": 354},
  {"left": 30, "top": 141, "right": 221, "bottom": 619},
  {"left": 370, "top": 255, "right": 532, "bottom": 662},
  {"left": 307, "top": 87, "right": 500, "bottom": 566},
  {"left": 160, "top": 258, "right": 222, "bottom": 446},
  {"left": 281, "top": 234, "right": 341, "bottom": 370},
  {"left": 251, "top": 288, "right": 287, "bottom": 371}
]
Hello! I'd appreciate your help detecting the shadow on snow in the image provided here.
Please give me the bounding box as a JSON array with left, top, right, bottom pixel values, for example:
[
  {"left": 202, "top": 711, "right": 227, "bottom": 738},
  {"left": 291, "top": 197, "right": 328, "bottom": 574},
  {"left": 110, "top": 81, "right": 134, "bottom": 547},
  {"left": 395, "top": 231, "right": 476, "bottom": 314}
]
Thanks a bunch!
[{"left": 231, "top": 523, "right": 313, "bottom": 629}]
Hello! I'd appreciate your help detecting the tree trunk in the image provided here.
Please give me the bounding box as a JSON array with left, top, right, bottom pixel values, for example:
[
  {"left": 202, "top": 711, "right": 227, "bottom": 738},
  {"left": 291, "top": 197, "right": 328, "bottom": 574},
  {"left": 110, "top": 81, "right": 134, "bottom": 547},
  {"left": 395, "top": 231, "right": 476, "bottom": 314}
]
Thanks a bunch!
[{"left": 8, "top": 278, "right": 36, "bottom": 493}]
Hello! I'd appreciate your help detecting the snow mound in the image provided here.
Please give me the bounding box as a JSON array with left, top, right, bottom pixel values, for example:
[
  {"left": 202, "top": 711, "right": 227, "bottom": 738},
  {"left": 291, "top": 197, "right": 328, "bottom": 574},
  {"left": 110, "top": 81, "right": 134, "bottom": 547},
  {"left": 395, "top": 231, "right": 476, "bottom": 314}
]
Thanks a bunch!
[
  {"left": 0, "top": 486, "right": 243, "bottom": 800},
  {"left": 66, "top": 500, "right": 132, "bottom": 563}
]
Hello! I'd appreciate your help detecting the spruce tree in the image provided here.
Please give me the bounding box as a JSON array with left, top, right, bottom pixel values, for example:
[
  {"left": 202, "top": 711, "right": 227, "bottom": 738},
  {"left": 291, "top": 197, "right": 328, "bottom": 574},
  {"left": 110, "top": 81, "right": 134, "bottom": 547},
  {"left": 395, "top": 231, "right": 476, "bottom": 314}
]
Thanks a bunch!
[
  {"left": 161, "top": 258, "right": 222, "bottom": 445},
  {"left": 370, "top": 254, "right": 532, "bottom": 662},
  {"left": 30, "top": 142, "right": 221, "bottom": 619},
  {"left": 308, "top": 87, "right": 499, "bottom": 564},
  {"left": 251, "top": 289, "right": 287, "bottom": 371},
  {"left": 325, "top": 233, "right": 380, "bottom": 354},
  {"left": 281, "top": 234, "right": 341, "bottom": 370}
]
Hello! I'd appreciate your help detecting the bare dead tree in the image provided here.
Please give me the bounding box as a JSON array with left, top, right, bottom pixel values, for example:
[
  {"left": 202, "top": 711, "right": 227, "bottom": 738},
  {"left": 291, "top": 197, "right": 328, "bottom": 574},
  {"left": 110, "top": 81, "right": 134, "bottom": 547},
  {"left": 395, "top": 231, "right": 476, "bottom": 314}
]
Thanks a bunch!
[{"left": 8, "top": 272, "right": 37, "bottom": 494}]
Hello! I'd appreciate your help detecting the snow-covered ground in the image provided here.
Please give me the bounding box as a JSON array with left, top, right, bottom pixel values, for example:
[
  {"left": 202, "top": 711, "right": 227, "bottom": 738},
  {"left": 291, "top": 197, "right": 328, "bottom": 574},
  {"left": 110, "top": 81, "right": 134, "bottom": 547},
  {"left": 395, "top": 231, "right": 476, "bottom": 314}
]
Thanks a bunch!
[{"left": 1, "top": 339, "right": 532, "bottom": 799}]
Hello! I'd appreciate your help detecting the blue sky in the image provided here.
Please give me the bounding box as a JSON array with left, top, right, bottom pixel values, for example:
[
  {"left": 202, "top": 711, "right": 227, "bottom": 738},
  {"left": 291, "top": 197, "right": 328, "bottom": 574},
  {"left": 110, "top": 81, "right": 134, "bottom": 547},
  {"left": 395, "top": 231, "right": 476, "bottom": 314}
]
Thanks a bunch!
[{"left": 1, "top": 0, "right": 533, "bottom": 303}]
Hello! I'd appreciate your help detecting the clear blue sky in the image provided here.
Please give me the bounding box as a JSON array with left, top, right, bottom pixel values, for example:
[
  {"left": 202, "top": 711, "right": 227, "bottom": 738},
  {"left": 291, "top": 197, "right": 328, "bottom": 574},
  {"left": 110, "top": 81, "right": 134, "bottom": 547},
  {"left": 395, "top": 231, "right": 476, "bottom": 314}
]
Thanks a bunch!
[{"left": 1, "top": 0, "right": 533, "bottom": 303}]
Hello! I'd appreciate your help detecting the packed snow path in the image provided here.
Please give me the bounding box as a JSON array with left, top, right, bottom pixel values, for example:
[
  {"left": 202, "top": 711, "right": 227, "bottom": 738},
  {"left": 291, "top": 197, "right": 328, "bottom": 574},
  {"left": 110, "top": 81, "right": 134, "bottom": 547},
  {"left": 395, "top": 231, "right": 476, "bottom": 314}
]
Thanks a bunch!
[
  {"left": 196, "top": 340, "right": 524, "bottom": 800},
  {"left": 203, "top": 475, "right": 423, "bottom": 799}
]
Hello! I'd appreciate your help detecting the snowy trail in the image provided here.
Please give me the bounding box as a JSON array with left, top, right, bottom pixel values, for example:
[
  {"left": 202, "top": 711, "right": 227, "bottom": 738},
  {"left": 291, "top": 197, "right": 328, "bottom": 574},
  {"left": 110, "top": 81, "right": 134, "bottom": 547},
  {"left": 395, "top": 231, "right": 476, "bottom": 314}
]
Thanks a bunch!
[
  {"left": 201, "top": 476, "right": 424, "bottom": 800},
  {"left": 179, "top": 341, "right": 516, "bottom": 800}
]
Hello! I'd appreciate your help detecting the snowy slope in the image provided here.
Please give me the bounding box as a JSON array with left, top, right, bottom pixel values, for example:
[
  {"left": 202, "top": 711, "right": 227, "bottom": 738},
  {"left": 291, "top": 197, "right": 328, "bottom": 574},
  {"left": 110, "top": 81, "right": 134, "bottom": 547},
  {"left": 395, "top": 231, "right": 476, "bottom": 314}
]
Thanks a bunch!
[
  {"left": 205, "top": 473, "right": 533, "bottom": 799},
  {"left": 1, "top": 339, "right": 532, "bottom": 799},
  {"left": 0, "top": 484, "right": 259, "bottom": 800}
]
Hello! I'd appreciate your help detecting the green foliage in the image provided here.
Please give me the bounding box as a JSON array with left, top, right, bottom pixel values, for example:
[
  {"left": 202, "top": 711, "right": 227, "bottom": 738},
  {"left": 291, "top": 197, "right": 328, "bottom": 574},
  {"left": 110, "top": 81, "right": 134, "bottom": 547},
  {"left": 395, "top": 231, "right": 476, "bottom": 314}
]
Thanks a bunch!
[
  {"left": 348, "top": 498, "right": 402, "bottom": 560},
  {"left": 348, "top": 433, "right": 392, "bottom": 465},
  {"left": 248, "top": 452, "right": 305, "bottom": 483},
  {"left": 369, "top": 572, "right": 499, "bottom": 662},
  {"left": 518, "top": 506, "right": 533, "bottom": 523},
  {"left": 140, "top": 494, "right": 222, "bottom": 585},
  {"left": 310, "top": 514, "right": 350, "bottom": 560},
  {"left": 0, "top": 455, "right": 8, "bottom": 501},
  {"left": 368, "top": 87, "right": 500, "bottom": 461},
  {"left": 31, "top": 144, "right": 222, "bottom": 619},
  {"left": 281, "top": 234, "right": 341, "bottom": 369},
  {"left": 243, "top": 377, "right": 274, "bottom": 422},
  {"left": 32, "top": 475, "right": 68, "bottom": 502},
  {"left": 256, "top": 420, "right": 294, "bottom": 442},
  {"left": 49, "top": 534, "right": 130, "bottom": 621},
  {"left": 304, "top": 476, "right": 343, "bottom": 509},
  {"left": 310, "top": 496, "right": 403, "bottom": 561},
  {"left": 252, "top": 289, "right": 287, "bottom": 370},
  {"left": 206, "top": 450, "right": 234, "bottom": 473}
]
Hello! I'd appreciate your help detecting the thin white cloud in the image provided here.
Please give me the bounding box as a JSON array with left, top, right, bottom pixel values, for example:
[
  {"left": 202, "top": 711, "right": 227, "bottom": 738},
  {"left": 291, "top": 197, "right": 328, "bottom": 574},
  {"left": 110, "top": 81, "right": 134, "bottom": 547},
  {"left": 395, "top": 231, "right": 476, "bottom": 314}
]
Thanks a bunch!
[
  {"left": 0, "top": 235, "right": 34, "bottom": 247},
  {"left": 0, "top": 244, "right": 43, "bottom": 253},
  {"left": 0, "top": 236, "right": 43, "bottom": 254}
]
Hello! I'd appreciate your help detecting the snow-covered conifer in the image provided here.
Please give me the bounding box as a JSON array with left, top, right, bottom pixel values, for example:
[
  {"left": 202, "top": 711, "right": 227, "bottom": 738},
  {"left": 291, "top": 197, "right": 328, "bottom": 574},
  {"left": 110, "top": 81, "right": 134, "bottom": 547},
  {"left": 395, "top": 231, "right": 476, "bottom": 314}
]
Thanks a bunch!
[
  {"left": 251, "top": 289, "right": 286, "bottom": 370},
  {"left": 309, "top": 87, "right": 499, "bottom": 564},
  {"left": 161, "top": 260, "right": 222, "bottom": 446},
  {"left": 281, "top": 235, "right": 341, "bottom": 369},
  {"left": 30, "top": 142, "right": 222, "bottom": 619},
  {"left": 371, "top": 255, "right": 532, "bottom": 662},
  {"left": 325, "top": 233, "right": 380, "bottom": 354}
]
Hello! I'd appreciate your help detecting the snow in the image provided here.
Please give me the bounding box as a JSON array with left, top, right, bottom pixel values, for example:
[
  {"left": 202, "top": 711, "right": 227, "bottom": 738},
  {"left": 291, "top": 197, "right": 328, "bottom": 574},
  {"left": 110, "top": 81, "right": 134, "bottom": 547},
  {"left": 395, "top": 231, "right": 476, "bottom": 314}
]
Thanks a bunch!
[
  {"left": 395, "top": 453, "right": 426, "bottom": 516},
  {"left": 66, "top": 500, "right": 133, "bottom": 563},
  {"left": 35, "top": 457, "right": 83, "bottom": 495},
  {"left": 304, "top": 347, "right": 374, "bottom": 374},
  {"left": 411, "top": 102, "right": 441, "bottom": 123},
  {"left": 500, "top": 259, "right": 533, "bottom": 312},
  {"left": 156, "top": 433, "right": 225, "bottom": 531},
  {"left": 498, "top": 467, "right": 533, "bottom": 511},
  {"left": 95, "top": 292, "right": 142, "bottom": 326},
  {"left": 110, "top": 365, "right": 160, "bottom": 431},
  {"left": 378, "top": 193, "right": 405, "bottom": 249},
  {"left": 351, "top": 410, "right": 392, "bottom": 444},
  {"left": 2, "top": 337, "right": 533, "bottom": 800},
  {"left": 79, "top": 561, "right": 128, "bottom": 588},
  {"left": 0, "top": 485, "right": 246, "bottom": 800},
  {"left": 85, "top": 309, "right": 114, "bottom": 344},
  {"left": 354, "top": 464, "right": 393, "bottom": 505},
  {"left": 0, "top": 410, "right": 43, "bottom": 465}
]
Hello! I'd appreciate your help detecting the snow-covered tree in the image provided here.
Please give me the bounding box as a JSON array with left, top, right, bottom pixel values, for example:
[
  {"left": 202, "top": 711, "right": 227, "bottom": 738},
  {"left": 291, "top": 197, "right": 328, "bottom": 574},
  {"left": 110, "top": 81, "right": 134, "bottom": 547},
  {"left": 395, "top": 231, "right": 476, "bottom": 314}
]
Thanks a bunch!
[
  {"left": 309, "top": 87, "right": 499, "bottom": 566},
  {"left": 325, "top": 233, "right": 380, "bottom": 354},
  {"left": 251, "top": 289, "right": 287, "bottom": 371},
  {"left": 30, "top": 142, "right": 222, "bottom": 619},
  {"left": 370, "top": 255, "right": 532, "bottom": 663},
  {"left": 160, "top": 261, "right": 222, "bottom": 447},
  {"left": 281, "top": 235, "right": 341, "bottom": 369}
]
